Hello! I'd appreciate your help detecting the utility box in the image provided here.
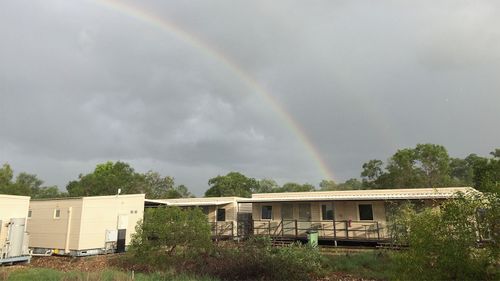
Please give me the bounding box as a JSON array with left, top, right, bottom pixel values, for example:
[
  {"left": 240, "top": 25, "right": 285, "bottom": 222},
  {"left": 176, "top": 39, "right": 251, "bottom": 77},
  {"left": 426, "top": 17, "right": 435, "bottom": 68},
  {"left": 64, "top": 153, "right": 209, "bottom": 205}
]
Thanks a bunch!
[
  {"left": 306, "top": 230, "right": 318, "bottom": 248},
  {"left": 0, "top": 195, "right": 31, "bottom": 265}
]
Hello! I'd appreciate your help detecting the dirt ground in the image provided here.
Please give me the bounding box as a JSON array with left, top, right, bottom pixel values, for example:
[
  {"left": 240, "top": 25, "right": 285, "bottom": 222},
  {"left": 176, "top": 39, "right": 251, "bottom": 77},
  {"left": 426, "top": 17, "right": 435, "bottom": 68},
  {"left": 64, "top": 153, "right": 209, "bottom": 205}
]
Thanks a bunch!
[{"left": 28, "top": 254, "right": 121, "bottom": 272}]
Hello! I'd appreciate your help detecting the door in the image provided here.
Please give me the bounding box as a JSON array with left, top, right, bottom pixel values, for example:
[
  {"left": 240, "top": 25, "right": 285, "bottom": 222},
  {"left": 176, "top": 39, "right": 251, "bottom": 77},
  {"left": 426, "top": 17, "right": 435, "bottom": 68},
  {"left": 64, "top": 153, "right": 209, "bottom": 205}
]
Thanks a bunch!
[{"left": 116, "top": 229, "right": 126, "bottom": 253}]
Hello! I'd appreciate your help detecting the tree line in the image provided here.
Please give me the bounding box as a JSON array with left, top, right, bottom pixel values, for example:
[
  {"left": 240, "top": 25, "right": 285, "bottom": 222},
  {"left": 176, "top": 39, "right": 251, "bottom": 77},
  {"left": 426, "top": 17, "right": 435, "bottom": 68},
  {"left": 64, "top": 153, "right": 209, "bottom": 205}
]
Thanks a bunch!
[{"left": 1, "top": 143, "right": 498, "bottom": 199}]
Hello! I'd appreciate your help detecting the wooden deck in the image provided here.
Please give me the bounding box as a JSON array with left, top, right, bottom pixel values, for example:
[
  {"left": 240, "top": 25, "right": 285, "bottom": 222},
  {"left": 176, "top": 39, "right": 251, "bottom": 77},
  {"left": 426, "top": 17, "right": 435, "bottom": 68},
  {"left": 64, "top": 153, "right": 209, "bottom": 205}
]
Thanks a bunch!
[
  {"left": 252, "top": 219, "right": 389, "bottom": 242},
  {"left": 209, "top": 219, "right": 391, "bottom": 244}
]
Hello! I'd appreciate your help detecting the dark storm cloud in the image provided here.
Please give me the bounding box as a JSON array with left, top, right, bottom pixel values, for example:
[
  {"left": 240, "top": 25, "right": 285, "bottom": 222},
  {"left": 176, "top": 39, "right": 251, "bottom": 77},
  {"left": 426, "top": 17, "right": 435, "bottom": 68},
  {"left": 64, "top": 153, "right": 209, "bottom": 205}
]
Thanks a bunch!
[{"left": 1, "top": 0, "right": 499, "bottom": 194}]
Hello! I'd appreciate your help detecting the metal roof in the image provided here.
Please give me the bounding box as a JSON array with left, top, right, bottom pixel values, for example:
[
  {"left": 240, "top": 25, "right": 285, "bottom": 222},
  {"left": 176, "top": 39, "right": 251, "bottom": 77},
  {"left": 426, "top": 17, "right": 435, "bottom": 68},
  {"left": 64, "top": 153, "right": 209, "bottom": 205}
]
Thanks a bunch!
[
  {"left": 240, "top": 187, "right": 477, "bottom": 203},
  {"left": 145, "top": 196, "right": 244, "bottom": 206}
]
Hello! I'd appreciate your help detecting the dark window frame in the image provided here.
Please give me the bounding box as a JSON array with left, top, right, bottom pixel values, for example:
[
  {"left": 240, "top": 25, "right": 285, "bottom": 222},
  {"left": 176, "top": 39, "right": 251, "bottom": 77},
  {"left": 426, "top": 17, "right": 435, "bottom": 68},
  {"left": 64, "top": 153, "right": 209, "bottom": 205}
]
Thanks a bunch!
[
  {"left": 358, "top": 204, "right": 374, "bottom": 221},
  {"left": 216, "top": 208, "right": 226, "bottom": 221},
  {"left": 321, "top": 203, "right": 334, "bottom": 220},
  {"left": 261, "top": 205, "right": 273, "bottom": 220}
]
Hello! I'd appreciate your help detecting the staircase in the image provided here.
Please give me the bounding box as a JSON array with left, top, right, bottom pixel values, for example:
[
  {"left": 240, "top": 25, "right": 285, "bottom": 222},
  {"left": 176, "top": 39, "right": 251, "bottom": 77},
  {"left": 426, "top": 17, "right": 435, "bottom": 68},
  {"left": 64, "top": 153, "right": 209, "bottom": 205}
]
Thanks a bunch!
[{"left": 271, "top": 236, "right": 296, "bottom": 247}]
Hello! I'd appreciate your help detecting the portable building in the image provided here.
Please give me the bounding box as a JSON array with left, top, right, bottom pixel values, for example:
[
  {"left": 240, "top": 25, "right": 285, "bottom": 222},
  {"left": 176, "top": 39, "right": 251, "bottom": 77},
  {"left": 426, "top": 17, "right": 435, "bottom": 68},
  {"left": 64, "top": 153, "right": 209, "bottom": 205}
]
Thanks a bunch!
[
  {"left": 0, "top": 194, "right": 31, "bottom": 265},
  {"left": 27, "top": 194, "right": 145, "bottom": 256},
  {"left": 145, "top": 197, "right": 252, "bottom": 237},
  {"left": 243, "top": 187, "right": 478, "bottom": 241}
]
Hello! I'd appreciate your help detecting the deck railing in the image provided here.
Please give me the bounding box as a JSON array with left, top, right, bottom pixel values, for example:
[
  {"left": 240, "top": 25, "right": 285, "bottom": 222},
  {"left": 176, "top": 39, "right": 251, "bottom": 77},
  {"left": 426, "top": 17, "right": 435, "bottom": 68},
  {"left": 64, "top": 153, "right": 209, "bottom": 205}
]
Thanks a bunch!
[
  {"left": 253, "top": 220, "right": 386, "bottom": 240},
  {"left": 209, "top": 221, "right": 234, "bottom": 237}
]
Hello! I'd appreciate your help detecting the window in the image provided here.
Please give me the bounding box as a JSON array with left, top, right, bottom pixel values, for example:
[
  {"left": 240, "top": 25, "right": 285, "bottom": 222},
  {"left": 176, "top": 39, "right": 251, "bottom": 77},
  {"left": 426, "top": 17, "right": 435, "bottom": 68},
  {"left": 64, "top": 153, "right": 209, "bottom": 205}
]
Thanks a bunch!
[
  {"left": 28, "top": 210, "right": 32, "bottom": 218},
  {"left": 358, "top": 204, "right": 374, "bottom": 220},
  {"left": 298, "top": 203, "right": 311, "bottom": 221},
  {"left": 281, "top": 203, "right": 293, "bottom": 220},
  {"left": 321, "top": 203, "right": 334, "bottom": 220},
  {"left": 261, "top": 205, "right": 272, "bottom": 220},
  {"left": 216, "top": 208, "right": 226, "bottom": 221},
  {"left": 54, "top": 209, "right": 61, "bottom": 219}
]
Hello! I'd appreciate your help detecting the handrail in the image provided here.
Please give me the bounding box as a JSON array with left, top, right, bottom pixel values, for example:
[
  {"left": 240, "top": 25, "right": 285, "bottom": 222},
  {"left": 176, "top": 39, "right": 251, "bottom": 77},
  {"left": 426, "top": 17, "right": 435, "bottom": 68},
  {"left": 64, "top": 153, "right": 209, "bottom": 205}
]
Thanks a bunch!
[
  {"left": 252, "top": 219, "right": 385, "bottom": 240},
  {"left": 272, "top": 220, "right": 283, "bottom": 237}
]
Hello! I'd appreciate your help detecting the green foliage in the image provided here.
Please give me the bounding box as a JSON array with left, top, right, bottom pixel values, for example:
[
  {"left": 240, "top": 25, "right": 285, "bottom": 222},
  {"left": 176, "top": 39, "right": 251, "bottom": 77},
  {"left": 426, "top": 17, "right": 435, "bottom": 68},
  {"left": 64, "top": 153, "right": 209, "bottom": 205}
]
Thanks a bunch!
[
  {"left": 0, "top": 163, "right": 66, "bottom": 198},
  {"left": 200, "top": 237, "right": 324, "bottom": 281},
  {"left": 472, "top": 152, "right": 500, "bottom": 194},
  {"left": 390, "top": 192, "right": 500, "bottom": 280},
  {"left": 360, "top": 143, "right": 492, "bottom": 189},
  {"left": 66, "top": 161, "right": 193, "bottom": 198},
  {"left": 255, "top": 178, "right": 279, "bottom": 193},
  {"left": 319, "top": 179, "right": 336, "bottom": 190},
  {"left": 142, "top": 171, "right": 193, "bottom": 199},
  {"left": 323, "top": 251, "right": 394, "bottom": 280},
  {"left": 0, "top": 267, "right": 219, "bottom": 281},
  {"left": 129, "top": 206, "right": 212, "bottom": 267},
  {"left": 205, "top": 172, "right": 258, "bottom": 197},
  {"left": 66, "top": 161, "right": 145, "bottom": 196},
  {"left": 279, "top": 182, "right": 315, "bottom": 192}
]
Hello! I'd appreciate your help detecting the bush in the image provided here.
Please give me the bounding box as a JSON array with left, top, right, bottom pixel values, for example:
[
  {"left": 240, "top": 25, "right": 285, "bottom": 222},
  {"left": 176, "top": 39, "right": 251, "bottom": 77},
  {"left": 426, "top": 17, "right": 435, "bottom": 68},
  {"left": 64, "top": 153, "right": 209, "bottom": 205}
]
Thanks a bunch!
[
  {"left": 129, "top": 206, "right": 213, "bottom": 269},
  {"left": 390, "top": 192, "right": 499, "bottom": 280},
  {"left": 323, "top": 251, "right": 394, "bottom": 280},
  {"left": 197, "top": 237, "right": 324, "bottom": 281}
]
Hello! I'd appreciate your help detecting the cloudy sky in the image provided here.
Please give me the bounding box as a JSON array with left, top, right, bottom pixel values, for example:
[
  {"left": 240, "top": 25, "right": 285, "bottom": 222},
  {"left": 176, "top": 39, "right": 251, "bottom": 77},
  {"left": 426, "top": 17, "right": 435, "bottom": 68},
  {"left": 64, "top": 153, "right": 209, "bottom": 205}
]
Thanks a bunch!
[{"left": 1, "top": 0, "right": 499, "bottom": 195}]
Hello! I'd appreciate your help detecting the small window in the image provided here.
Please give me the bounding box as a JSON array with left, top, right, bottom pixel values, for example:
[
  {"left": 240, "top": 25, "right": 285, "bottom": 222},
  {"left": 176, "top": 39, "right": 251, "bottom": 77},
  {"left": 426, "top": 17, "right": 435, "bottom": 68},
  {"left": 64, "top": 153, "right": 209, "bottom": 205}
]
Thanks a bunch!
[
  {"left": 358, "top": 204, "right": 373, "bottom": 220},
  {"left": 54, "top": 209, "right": 61, "bottom": 219},
  {"left": 216, "top": 208, "right": 226, "bottom": 221},
  {"left": 281, "top": 203, "right": 293, "bottom": 220},
  {"left": 261, "top": 205, "right": 272, "bottom": 220},
  {"left": 298, "top": 203, "right": 311, "bottom": 221},
  {"left": 321, "top": 204, "right": 334, "bottom": 220},
  {"left": 28, "top": 210, "right": 32, "bottom": 218}
]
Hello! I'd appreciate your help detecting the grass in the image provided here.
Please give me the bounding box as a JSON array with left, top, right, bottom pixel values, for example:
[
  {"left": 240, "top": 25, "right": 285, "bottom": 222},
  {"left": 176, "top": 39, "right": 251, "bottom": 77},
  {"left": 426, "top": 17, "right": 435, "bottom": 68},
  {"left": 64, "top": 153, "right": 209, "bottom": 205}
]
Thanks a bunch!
[
  {"left": 0, "top": 268, "right": 219, "bottom": 281},
  {"left": 322, "top": 250, "right": 395, "bottom": 280}
]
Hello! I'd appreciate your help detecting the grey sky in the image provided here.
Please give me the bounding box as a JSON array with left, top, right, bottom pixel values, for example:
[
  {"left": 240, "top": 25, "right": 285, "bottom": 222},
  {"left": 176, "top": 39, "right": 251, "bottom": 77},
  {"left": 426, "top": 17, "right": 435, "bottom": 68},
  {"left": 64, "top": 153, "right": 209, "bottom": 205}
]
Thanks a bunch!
[{"left": 1, "top": 0, "right": 499, "bottom": 195}]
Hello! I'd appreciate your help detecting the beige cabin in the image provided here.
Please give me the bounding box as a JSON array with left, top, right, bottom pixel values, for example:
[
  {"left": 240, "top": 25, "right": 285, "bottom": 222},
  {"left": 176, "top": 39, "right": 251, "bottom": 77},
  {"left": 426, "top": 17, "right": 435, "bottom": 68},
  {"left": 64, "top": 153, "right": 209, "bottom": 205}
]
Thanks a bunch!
[
  {"left": 0, "top": 194, "right": 31, "bottom": 264},
  {"left": 145, "top": 197, "right": 252, "bottom": 237},
  {"left": 27, "top": 194, "right": 145, "bottom": 256},
  {"left": 245, "top": 187, "right": 477, "bottom": 241}
]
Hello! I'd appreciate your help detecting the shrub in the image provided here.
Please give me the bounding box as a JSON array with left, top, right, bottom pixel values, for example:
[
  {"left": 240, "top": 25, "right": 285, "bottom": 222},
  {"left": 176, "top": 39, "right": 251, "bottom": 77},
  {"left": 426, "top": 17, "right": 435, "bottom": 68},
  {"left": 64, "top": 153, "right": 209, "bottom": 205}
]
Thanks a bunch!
[
  {"left": 197, "top": 237, "right": 324, "bottom": 281},
  {"left": 129, "top": 206, "right": 213, "bottom": 269},
  {"left": 390, "top": 192, "right": 499, "bottom": 280}
]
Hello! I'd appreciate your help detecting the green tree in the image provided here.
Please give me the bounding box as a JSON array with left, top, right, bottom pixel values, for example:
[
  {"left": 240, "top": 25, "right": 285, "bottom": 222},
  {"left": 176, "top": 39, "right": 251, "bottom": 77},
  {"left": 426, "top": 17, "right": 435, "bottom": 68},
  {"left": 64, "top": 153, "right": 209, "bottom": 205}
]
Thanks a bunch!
[
  {"left": 205, "top": 172, "right": 258, "bottom": 197},
  {"left": 414, "top": 143, "right": 451, "bottom": 187},
  {"left": 0, "top": 164, "right": 64, "bottom": 198},
  {"left": 129, "top": 206, "right": 212, "bottom": 266},
  {"left": 279, "top": 182, "right": 315, "bottom": 192},
  {"left": 361, "top": 159, "right": 385, "bottom": 188},
  {"left": 255, "top": 178, "right": 279, "bottom": 193},
  {"left": 472, "top": 150, "right": 500, "bottom": 194},
  {"left": 0, "top": 163, "right": 14, "bottom": 188},
  {"left": 385, "top": 148, "right": 424, "bottom": 188},
  {"left": 66, "top": 161, "right": 145, "bottom": 196},
  {"left": 319, "top": 179, "right": 337, "bottom": 191},
  {"left": 142, "top": 171, "right": 193, "bottom": 199},
  {"left": 337, "top": 178, "right": 363, "bottom": 190},
  {"left": 390, "top": 192, "right": 499, "bottom": 280}
]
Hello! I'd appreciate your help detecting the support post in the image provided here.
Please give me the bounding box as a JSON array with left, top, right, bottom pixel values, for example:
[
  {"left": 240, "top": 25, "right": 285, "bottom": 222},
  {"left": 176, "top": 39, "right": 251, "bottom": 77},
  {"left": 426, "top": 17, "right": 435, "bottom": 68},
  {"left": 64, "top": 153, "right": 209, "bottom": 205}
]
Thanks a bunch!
[
  {"left": 268, "top": 221, "right": 271, "bottom": 235},
  {"left": 376, "top": 221, "right": 380, "bottom": 240},
  {"left": 345, "top": 220, "right": 349, "bottom": 239},
  {"left": 333, "top": 219, "right": 337, "bottom": 239},
  {"left": 295, "top": 220, "right": 298, "bottom": 237},
  {"left": 64, "top": 207, "right": 73, "bottom": 254}
]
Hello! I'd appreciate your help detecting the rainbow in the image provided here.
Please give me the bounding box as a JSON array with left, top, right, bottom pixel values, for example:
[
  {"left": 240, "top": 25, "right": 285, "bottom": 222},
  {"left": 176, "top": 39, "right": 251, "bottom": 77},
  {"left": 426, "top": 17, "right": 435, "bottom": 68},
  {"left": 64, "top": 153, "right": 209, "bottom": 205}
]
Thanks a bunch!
[{"left": 95, "top": 0, "right": 335, "bottom": 181}]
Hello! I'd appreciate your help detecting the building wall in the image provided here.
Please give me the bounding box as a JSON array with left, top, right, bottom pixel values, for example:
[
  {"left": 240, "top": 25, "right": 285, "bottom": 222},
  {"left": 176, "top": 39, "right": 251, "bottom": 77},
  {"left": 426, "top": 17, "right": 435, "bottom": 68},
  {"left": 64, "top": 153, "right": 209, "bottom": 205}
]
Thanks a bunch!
[
  {"left": 27, "top": 199, "right": 83, "bottom": 250},
  {"left": 0, "top": 195, "right": 30, "bottom": 250},
  {"left": 252, "top": 200, "right": 389, "bottom": 238},
  {"left": 27, "top": 194, "right": 145, "bottom": 251},
  {"left": 78, "top": 194, "right": 145, "bottom": 250}
]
